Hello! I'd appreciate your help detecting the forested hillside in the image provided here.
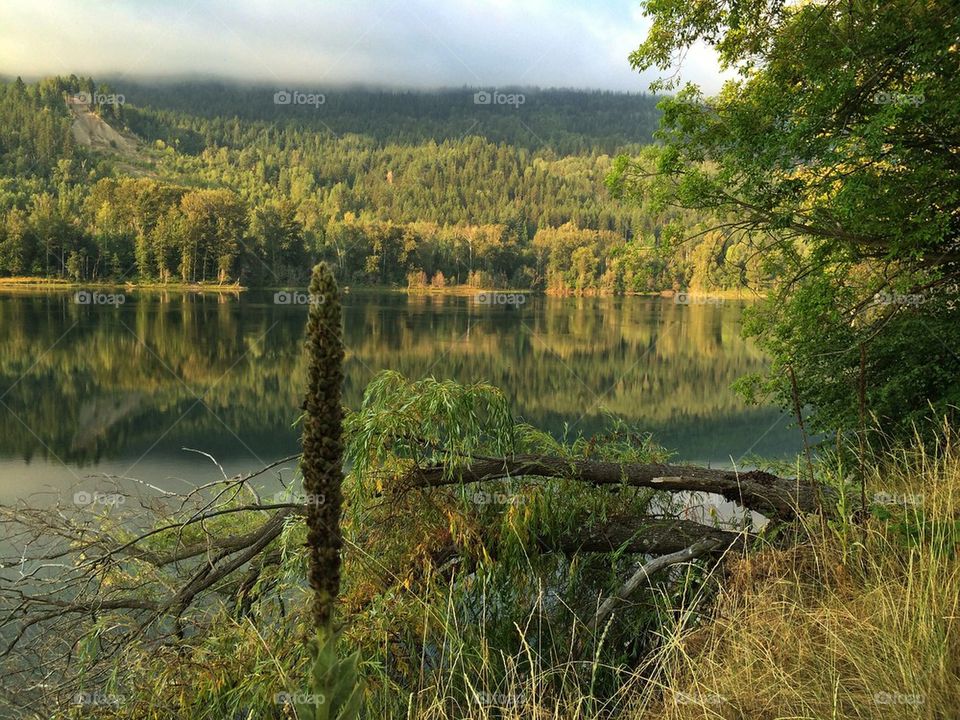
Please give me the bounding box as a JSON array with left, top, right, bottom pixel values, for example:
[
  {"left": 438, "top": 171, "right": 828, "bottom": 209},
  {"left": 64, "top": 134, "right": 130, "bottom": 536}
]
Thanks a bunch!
[
  {"left": 118, "top": 82, "right": 659, "bottom": 154},
  {"left": 0, "top": 76, "right": 767, "bottom": 291}
]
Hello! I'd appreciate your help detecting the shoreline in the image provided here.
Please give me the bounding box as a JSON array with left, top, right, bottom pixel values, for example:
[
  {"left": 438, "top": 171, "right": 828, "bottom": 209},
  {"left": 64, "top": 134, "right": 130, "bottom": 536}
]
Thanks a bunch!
[
  {"left": 0, "top": 277, "right": 761, "bottom": 300},
  {"left": 0, "top": 278, "right": 245, "bottom": 293}
]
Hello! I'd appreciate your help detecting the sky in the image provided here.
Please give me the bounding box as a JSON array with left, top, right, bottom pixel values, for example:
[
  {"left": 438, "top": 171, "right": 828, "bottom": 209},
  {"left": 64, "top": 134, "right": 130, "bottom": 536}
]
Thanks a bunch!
[{"left": 0, "top": 0, "right": 726, "bottom": 93}]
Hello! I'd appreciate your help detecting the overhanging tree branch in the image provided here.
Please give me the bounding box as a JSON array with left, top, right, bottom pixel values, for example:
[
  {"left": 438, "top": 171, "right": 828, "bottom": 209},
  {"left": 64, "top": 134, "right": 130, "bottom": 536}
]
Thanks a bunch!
[{"left": 403, "top": 454, "right": 827, "bottom": 520}]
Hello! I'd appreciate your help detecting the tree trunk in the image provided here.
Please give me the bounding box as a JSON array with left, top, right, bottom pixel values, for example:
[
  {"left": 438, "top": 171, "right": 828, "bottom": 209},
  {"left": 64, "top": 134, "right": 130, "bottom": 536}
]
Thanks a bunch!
[{"left": 405, "top": 455, "right": 828, "bottom": 520}]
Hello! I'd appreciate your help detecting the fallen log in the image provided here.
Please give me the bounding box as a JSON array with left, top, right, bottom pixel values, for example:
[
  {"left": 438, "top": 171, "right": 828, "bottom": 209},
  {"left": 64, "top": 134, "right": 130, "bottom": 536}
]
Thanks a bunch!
[
  {"left": 405, "top": 455, "right": 828, "bottom": 520},
  {"left": 542, "top": 516, "right": 750, "bottom": 557}
]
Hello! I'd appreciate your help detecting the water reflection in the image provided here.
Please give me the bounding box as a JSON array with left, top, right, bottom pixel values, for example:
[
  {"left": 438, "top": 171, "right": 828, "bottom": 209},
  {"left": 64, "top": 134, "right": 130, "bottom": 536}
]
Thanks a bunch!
[{"left": 0, "top": 289, "right": 799, "bottom": 496}]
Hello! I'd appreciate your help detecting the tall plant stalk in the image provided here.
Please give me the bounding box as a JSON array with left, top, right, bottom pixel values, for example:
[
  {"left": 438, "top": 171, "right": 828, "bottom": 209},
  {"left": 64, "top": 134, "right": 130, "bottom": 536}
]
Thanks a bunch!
[{"left": 300, "top": 262, "right": 345, "bottom": 629}]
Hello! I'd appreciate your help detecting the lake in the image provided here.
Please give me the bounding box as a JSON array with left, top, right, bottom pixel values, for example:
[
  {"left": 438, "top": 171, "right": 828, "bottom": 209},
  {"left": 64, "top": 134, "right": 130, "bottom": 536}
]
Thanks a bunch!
[{"left": 0, "top": 289, "right": 801, "bottom": 502}]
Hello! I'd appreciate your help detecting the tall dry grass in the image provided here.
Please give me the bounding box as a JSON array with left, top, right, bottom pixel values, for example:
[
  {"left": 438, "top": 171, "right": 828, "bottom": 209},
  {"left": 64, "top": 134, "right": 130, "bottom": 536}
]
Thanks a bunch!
[
  {"left": 397, "top": 430, "right": 960, "bottom": 720},
  {"left": 626, "top": 429, "right": 960, "bottom": 720}
]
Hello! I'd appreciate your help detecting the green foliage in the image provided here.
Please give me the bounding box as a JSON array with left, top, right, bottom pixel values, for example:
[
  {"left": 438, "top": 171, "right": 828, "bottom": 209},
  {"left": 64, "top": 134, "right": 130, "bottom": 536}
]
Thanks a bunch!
[
  {"left": 344, "top": 370, "right": 517, "bottom": 486},
  {"left": 294, "top": 629, "right": 365, "bottom": 720},
  {"left": 0, "top": 75, "right": 77, "bottom": 178},
  {"left": 613, "top": 0, "right": 960, "bottom": 445},
  {"left": 738, "top": 277, "right": 960, "bottom": 444},
  {"left": 337, "top": 372, "right": 677, "bottom": 707}
]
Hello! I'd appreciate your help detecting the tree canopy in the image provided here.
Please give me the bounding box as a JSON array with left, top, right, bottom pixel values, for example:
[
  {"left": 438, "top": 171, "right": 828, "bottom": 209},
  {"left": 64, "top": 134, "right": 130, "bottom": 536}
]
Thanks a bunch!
[
  {"left": 610, "top": 0, "right": 960, "bottom": 443},
  {"left": 0, "top": 77, "right": 760, "bottom": 293}
]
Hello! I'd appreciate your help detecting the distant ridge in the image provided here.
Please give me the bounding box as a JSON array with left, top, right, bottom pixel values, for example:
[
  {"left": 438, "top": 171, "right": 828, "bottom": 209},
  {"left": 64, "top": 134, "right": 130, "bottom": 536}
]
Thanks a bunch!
[{"left": 115, "top": 80, "right": 662, "bottom": 153}]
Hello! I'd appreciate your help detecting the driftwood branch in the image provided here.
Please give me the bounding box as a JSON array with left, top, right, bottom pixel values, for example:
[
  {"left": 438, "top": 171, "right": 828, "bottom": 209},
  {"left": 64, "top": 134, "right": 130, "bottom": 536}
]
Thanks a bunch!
[
  {"left": 405, "top": 454, "right": 828, "bottom": 520},
  {"left": 583, "top": 537, "right": 725, "bottom": 641},
  {"left": 0, "top": 463, "right": 305, "bottom": 714}
]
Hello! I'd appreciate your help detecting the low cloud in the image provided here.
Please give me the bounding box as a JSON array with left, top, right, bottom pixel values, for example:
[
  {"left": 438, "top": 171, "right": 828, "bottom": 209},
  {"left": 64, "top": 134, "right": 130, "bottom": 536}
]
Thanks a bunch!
[{"left": 0, "top": 0, "right": 726, "bottom": 92}]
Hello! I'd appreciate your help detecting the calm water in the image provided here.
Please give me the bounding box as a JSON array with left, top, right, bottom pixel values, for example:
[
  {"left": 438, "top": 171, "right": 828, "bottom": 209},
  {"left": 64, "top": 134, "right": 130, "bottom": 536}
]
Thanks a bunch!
[{"left": 0, "top": 290, "right": 800, "bottom": 501}]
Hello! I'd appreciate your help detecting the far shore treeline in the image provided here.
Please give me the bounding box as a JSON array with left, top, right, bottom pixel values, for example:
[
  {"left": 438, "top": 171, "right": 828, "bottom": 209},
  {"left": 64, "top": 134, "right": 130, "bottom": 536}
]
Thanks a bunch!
[{"left": 0, "top": 76, "right": 767, "bottom": 293}]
